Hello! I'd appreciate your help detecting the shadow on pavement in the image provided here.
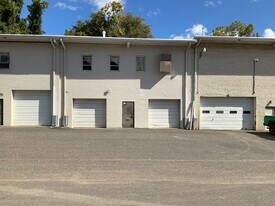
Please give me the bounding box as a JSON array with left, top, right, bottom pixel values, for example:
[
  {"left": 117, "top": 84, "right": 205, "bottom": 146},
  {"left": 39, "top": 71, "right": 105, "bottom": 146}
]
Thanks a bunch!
[{"left": 248, "top": 132, "right": 275, "bottom": 141}]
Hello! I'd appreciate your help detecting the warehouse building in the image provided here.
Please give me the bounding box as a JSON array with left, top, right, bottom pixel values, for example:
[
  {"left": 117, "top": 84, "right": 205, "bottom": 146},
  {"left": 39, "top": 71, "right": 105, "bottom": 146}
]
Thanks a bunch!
[
  {"left": 0, "top": 35, "right": 195, "bottom": 129},
  {"left": 0, "top": 34, "right": 274, "bottom": 130}
]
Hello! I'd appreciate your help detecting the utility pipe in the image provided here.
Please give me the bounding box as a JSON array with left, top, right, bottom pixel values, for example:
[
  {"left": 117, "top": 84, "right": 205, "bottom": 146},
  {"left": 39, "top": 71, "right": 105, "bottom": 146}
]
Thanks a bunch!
[
  {"left": 50, "top": 39, "right": 56, "bottom": 119},
  {"left": 185, "top": 43, "right": 192, "bottom": 129},
  {"left": 190, "top": 39, "right": 201, "bottom": 130},
  {"left": 252, "top": 58, "right": 259, "bottom": 95},
  {"left": 60, "top": 39, "right": 67, "bottom": 123},
  {"left": 194, "top": 39, "right": 201, "bottom": 95}
]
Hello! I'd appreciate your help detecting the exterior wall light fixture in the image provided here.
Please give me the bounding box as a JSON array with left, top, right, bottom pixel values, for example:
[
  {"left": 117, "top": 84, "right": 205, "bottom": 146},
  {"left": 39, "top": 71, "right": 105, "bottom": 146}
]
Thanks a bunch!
[
  {"left": 127, "top": 42, "right": 131, "bottom": 48},
  {"left": 199, "top": 47, "right": 207, "bottom": 58}
]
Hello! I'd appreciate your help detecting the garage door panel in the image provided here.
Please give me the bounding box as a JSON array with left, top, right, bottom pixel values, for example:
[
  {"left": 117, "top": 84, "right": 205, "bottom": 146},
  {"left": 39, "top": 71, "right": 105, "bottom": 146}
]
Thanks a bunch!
[
  {"left": 13, "top": 91, "right": 51, "bottom": 126},
  {"left": 74, "top": 111, "right": 105, "bottom": 117},
  {"left": 201, "top": 117, "right": 243, "bottom": 121},
  {"left": 73, "top": 99, "right": 106, "bottom": 128},
  {"left": 149, "top": 100, "right": 180, "bottom": 128},
  {"left": 149, "top": 113, "right": 180, "bottom": 117},
  {"left": 200, "top": 98, "right": 254, "bottom": 130}
]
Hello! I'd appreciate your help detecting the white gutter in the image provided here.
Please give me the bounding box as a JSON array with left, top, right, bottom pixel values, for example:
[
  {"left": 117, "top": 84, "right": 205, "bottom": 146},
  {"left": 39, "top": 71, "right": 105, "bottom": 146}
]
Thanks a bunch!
[
  {"left": 190, "top": 39, "right": 201, "bottom": 130},
  {"left": 194, "top": 36, "right": 275, "bottom": 44},
  {"left": 185, "top": 43, "right": 192, "bottom": 129},
  {"left": 50, "top": 39, "right": 57, "bottom": 119},
  {"left": 60, "top": 39, "right": 67, "bottom": 121},
  {"left": 0, "top": 34, "right": 196, "bottom": 46}
]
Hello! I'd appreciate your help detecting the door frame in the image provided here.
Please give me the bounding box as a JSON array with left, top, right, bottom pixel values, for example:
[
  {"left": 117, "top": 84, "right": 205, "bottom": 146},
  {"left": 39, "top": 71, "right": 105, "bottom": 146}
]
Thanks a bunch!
[
  {"left": 0, "top": 99, "right": 3, "bottom": 126},
  {"left": 122, "top": 101, "right": 135, "bottom": 128}
]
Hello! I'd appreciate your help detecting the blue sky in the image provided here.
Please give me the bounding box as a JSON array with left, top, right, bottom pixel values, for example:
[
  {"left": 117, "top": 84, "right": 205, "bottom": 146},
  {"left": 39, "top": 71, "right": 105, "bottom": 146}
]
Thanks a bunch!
[{"left": 21, "top": 0, "right": 275, "bottom": 38}]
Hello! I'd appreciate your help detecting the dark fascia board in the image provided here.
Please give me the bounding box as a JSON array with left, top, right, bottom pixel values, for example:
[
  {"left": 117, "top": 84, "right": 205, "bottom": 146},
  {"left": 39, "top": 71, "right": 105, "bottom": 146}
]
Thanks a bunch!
[
  {"left": 195, "top": 36, "right": 275, "bottom": 45},
  {"left": 0, "top": 34, "right": 197, "bottom": 46}
]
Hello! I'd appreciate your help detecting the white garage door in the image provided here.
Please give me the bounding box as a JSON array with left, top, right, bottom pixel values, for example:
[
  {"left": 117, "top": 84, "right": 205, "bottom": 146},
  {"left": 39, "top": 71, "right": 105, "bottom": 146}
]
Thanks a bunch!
[
  {"left": 200, "top": 98, "right": 255, "bottom": 130},
  {"left": 149, "top": 100, "right": 180, "bottom": 128},
  {"left": 73, "top": 99, "right": 106, "bottom": 128},
  {"left": 13, "top": 91, "right": 51, "bottom": 126}
]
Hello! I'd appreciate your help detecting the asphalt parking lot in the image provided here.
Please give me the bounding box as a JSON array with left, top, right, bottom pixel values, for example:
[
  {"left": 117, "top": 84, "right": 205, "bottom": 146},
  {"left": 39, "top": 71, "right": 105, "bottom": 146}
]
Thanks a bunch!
[{"left": 0, "top": 128, "right": 275, "bottom": 206}]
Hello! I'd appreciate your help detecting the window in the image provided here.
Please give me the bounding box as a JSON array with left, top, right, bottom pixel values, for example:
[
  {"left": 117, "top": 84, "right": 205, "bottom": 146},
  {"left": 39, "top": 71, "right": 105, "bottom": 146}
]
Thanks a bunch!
[
  {"left": 216, "top": 111, "right": 224, "bottom": 114},
  {"left": 243, "top": 111, "right": 251, "bottom": 114},
  {"left": 136, "top": 56, "right": 145, "bottom": 71},
  {"left": 110, "top": 56, "right": 119, "bottom": 71},
  {"left": 230, "top": 111, "right": 238, "bottom": 114},
  {"left": 202, "top": 110, "right": 210, "bottom": 114},
  {"left": 0, "top": 53, "right": 10, "bottom": 69},
  {"left": 82, "top": 55, "right": 92, "bottom": 70}
]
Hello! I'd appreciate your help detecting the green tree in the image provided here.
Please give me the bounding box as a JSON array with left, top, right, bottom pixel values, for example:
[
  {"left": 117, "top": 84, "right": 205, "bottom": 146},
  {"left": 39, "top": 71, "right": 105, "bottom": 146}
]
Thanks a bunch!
[
  {"left": 0, "top": 0, "right": 48, "bottom": 34},
  {"left": 65, "top": 1, "right": 153, "bottom": 38},
  {"left": 212, "top": 21, "right": 259, "bottom": 37},
  {"left": 27, "top": 0, "right": 48, "bottom": 34},
  {"left": 0, "top": 0, "right": 26, "bottom": 33},
  {"left": 13, "top": 0, "right": 24, "bottom": 22},
  {"left": 120, "top": 13, "right": 152, "bottom": 38}
]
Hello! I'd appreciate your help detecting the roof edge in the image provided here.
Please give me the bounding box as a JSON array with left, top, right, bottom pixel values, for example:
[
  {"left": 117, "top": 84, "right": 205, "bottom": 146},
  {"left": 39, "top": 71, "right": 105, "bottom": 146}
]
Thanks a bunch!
[
  {"left": 194, "top": 36, "right": 275, "bottom": 44},
  {"left": 0, "top": 34, "right": 196, "bottom": 46}
]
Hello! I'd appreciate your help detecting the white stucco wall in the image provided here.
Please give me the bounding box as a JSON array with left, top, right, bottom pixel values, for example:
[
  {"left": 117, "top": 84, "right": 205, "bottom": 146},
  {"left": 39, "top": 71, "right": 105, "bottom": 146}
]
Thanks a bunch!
[
  {"left": 0, "top": 42, "right": 60, "bottom": 126},
  {"left": 64, "top": 44, "right": 186, "bottom": 128}
]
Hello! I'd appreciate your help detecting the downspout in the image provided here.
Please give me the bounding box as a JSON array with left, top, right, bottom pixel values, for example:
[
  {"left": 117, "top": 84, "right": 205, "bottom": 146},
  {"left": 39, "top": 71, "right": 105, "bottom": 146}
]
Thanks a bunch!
[
  {"left": 185, "top": 43, "right": 192, "bottom": 129},
  {"left": 50, "top": 39, "right": 57, "bottom": 127},
  {"left": 190, "top": 39, "right": 201, "bottom": 130},
  {"left": 60, "top": 39, "right": 67, "bottom": 127}
]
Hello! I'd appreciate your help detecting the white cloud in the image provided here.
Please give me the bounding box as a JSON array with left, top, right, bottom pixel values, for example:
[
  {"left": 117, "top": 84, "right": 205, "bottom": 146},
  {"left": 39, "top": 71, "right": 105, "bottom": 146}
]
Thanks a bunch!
[
  {"left": 263, "top": 28, "right": 275, "bottom": 37},
  {"left": 169, "top": 34, "right": 186, "bottom": 40},
  {"left": 170, "top": 24, "right": 208, "bottom": 39},
  {"left": 147, "top": 9, "right": 161, "bottom": 17},
  {"left": 186, "top": 24, "right": 208, "bottom": 38},
  {"left": 205, "top": 0, "right": 222, "bottom": 7},
  {"left": 55, "top": 2, "right": 81, "bottom": 11},
  {"left": 84, "top": 0, "right": 126, "bottom": 9}
]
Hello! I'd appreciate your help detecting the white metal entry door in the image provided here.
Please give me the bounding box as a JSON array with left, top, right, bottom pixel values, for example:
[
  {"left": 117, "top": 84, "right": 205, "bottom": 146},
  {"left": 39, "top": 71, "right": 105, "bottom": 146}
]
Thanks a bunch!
[
  {"left": 73, "top": 99, "right": 106, "bottom": 128},
  {"left": 149, "top": 100, "right": 180, "bottom": 128},
  {"left": 200, "top": 98, "right": 254, "bottom": 130},
  {"left": 13, "top": 91, "right": 51, "bottom": 126}
]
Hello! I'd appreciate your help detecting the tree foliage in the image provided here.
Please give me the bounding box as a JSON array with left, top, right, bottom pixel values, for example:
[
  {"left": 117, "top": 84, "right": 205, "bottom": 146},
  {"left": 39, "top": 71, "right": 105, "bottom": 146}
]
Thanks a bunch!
[
  {"left": 27, "top": 0, "right": 48, "bottom": 34},
  {"left": 0, "top": 0, "right": 48, "bottom": 34},
  {"left": 212, "top": 21, "right": 259, "bottom": 37},
  {"left": 65, "top": 1, "right": 153, "bottom": 38}
]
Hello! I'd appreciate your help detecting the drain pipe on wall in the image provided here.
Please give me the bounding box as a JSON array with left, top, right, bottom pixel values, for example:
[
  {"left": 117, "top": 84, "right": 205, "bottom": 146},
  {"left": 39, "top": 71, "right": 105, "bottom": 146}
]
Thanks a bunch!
[
  {"left": 190, "top": 39, "right": 201, "bottom": 130},
  {"left": 60, "top": 39, "right": 68, "bottom": 127},
  {"left": 185, "top": 43, "right": 192, "bottom": 129},
  {"left": 50, "top": 39, "right": 58, "bottom": 127}
]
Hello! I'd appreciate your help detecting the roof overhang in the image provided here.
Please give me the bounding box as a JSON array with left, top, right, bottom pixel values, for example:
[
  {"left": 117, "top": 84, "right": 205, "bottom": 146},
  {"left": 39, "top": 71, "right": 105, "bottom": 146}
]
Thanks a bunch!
[
  {"left": 2, "top": 34, "right": 275, "bottom": 46},
  {"left": 194, "top": 36, "right": 275, "bottom": 45},
  {"left": 0, "top": 34, "right": 196, "bottom": 46}
]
